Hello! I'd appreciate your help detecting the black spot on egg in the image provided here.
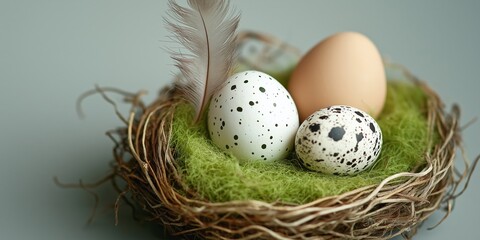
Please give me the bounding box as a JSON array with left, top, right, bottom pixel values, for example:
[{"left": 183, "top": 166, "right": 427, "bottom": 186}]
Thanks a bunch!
[
  {"left": 356, "top": 133, "right": 364, "bottom": 142},
  {"left": 244, "top": 80, "right": 248, "bottom": 83},
  {"left": 319, "top": 115, "right": 328, "bottom": 120},
  {"left": 231, "top": 85, "right": 236, "bottom": 90},
  {"left": 237, "top": 107, "right": 243, "bottom": 112},
  {"left": 233, "top": 135, "right": 238, "bottom": 140},
  {"left": 328, "top": 127, "right": 345, "bottom": 141},
  {"left": 309, "top": 123, "right": 320, "bottom": 132},
  {"left": 225, "top": 145, "right": 229, "bottom": 149},
  {"left": 261, "top": 144, "right": 267, "bottom": 149},
  {"left": 355, "top": 111, "right": 364, "bottom": 117},
  {"left": 369, "top": 122, "right": 376, "bottom": 133},
  {"left": 356, "top": 118, "right": 362, "bottom": 123},
  {"left": 259, "top": 87, "right": 265, "bottom": 93},
  {"left": 249, "top": 101, "right": 254, "bottom": 106}
]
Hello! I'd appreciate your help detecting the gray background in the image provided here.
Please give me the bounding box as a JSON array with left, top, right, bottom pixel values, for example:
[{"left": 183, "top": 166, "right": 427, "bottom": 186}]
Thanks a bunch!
[{"left": 1, "top": 0, "right": 479, "bottom": 239}]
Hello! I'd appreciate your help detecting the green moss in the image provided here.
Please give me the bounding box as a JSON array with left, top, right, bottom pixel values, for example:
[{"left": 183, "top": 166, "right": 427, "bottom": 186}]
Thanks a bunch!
[{"left": 171, "top": 81, "right": 429, "bottom": 204}]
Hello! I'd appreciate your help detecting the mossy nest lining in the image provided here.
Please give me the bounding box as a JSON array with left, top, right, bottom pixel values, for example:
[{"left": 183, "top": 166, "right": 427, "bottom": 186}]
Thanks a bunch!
[
  {"left": 171, "top": 81, "right": 429, "bottom": 204},
  {"left": 106, "top": 33, "right": 474, "bottom": 239}
]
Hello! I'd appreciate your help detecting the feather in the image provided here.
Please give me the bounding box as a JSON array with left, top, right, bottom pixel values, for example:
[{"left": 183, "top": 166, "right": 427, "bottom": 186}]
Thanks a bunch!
[{"left": 166, "top": 0, "right": 240, "bottom": 123}]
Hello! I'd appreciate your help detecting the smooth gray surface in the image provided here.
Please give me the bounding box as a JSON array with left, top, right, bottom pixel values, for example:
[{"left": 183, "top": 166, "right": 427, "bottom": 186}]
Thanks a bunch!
[{"left": 1, "top": 0, "right": 479, "bottom": 239}]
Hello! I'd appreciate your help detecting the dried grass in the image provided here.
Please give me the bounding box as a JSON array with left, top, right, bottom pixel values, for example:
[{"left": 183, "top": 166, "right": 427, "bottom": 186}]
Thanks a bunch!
[
  {"left": 103, "top": 72, "right": 476, "bottom": 239},
  {"left": 66, "top": 32, "right": 477, "bottom": 239}
]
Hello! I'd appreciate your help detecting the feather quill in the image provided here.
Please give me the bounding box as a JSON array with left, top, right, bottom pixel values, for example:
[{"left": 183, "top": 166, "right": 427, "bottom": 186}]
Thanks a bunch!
[{"left": 166, "top": 0, "right": 240, "bottom": 123}]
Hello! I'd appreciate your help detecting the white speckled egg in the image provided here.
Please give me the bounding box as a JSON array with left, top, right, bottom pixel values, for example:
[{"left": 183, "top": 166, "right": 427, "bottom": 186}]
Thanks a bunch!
[
  {"left": 208, "top": 70, "right": 299, "bottom": 161},
  {"left": 295, "top": 105, "right": 382, "bottom": 175}
]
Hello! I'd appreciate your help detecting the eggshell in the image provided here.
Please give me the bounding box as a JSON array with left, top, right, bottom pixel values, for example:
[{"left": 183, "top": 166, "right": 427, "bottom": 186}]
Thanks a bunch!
[
  {"left": 208, "top": 70, "right": 299, "bottom": 162},
  {"left": 295, "top": 105, "right": 382, "bottom": 175},
  {"left": 288, "top": 32, "right": 387, "bottom": 122}
]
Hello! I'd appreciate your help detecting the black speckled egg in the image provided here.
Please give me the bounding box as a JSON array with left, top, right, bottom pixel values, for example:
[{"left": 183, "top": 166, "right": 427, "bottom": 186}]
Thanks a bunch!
[
  {"left": 208, "top": 70, "right": 299, "bottom": 161},
  {"left": 295, "top": 105, "right": 382, "bottom": 175}
]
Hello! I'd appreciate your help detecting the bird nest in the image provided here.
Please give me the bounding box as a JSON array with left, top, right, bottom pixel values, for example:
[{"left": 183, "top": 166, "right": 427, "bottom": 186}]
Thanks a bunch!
[{"left": 95, "top": 32, "right": 475, "bottom": 239}]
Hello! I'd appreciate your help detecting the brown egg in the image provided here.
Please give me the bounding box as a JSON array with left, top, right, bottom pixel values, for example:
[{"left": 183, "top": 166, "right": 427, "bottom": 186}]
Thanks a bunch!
[{"left": 288, "top": 32, "right": 386, "bottom": 122}]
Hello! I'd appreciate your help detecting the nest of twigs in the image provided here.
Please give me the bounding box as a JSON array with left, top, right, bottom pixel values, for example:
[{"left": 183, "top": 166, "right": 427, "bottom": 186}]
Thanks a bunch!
[{"left": 104, "top": 32, "right": 474, "bottom": 239}]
